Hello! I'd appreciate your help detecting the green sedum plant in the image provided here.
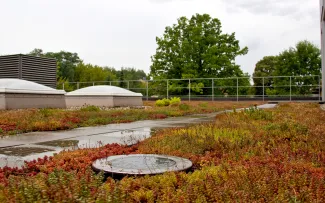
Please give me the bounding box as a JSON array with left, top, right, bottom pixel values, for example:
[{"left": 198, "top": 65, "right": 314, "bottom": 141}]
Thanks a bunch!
[
  {"left": 155, "top": 98, "right": 171, "bottom": 107},
  {"left": 169, "top": 97, "right": 181, "bottom": 106},
  {"left": 162, "top": 98, "right": 170, "bottom": 106},
  {"left": 155, "top": 99, "right": 165, "bottom": 107}
]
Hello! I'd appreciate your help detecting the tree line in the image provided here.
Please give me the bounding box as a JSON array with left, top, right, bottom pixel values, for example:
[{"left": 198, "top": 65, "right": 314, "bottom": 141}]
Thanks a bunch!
[
  {"left": 28, "top": 49, "right": 147, "bottom": 91},
  {"left": 252, "top": 41, "right": 321, "bottom": 96},
  {"left": 29, "top": 13, "right": 321, "bottom": 96}
]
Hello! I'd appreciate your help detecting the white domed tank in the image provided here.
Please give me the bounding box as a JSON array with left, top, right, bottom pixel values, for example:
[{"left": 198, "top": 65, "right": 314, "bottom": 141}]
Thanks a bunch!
[
  {"left": 0, "top": 79, "right": 66, "bottom": 110},
  {"left": 65, "top": 85, "right": 143, "bottom": 108}
]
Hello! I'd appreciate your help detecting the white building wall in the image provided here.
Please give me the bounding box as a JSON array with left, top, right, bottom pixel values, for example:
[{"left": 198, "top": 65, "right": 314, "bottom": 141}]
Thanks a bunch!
[{"left": 321, "top": 0, "right": 325, "bottom": 101}]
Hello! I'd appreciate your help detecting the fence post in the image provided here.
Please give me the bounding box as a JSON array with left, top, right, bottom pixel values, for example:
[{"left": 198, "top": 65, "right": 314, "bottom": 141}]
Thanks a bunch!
[
  {"left": 212, "top": 79, "right": 214, "bottom": 101},
  {"left": 62, "top": 83, "right": 65, "bottom": 90},
  {"left": 290, "top": 76, "right": 292, "bottom": 101},
  {"left": 262, "top": 77, "right": 265, "bottom": 101},
  {"left": 77, "top": 82, "right": 79, "bottom": 90},
  {"left": 93, "top": 82, "right": 95, "bottom": 86},
  {"left": 236, "top": 78, "right": 239, "bottom": 102},
  {"left": 189, "top": 79, "right": 191, "bottom": 101},
  {"left": 319, "top": 75, "right": 321, "bottom": 102},
  {"left": 146, "top": 80, "right": 149, "bottom": 101},
  {"left": 127, "top": 81, "right": 129, "bottom": 90},
  {"left": 167, "top": 80, "right": 169, "bottom": 99},
  {"left": 109, "top": 81, "right": 112, "bottom": 86}
]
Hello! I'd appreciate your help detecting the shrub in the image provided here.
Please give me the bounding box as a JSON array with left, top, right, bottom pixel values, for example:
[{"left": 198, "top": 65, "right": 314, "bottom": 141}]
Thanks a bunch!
[
  {"left": 179, "top": 103, "right": 190, "bottom": 111},
  {"left": 170, "top": 97, "right": 181, "bottom": 106},
  {"left": 80, "top": 105, "right": 100, "bottom": 112},
  {"left": 155, "top": 100, "right": 165, "bottom": 107},
  {"left": 162, "top": 98, "right": 170, "bottom": 106}
]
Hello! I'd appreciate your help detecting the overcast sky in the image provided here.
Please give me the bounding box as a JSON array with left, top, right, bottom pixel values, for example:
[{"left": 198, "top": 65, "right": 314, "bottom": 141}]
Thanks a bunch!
[{"left": 0, "top": 0, "right": 320, "bottom": 75}]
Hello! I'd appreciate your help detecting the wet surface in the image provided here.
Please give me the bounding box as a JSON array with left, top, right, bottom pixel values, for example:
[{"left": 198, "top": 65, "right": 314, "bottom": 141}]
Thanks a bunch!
[
  {"left": 0, "top": 104, "right": 276, "bottom": 168},
  {"left": 0, "top": 147, "right": 54, "bottom": 157},
  {"left": 37, "top": 140, "right": 79, "bottom": 148}
]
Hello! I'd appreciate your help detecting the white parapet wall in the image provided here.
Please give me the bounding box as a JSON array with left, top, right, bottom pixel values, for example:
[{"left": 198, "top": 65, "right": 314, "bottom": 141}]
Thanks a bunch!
[{"left": 65, "top": 85, "right": 143, "bottom": 108}]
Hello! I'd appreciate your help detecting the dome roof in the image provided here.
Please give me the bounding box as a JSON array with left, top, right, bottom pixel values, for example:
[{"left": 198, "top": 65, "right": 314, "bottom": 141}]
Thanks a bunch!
[
  {"left": 66, "top": 85, "right": 143, "bottom": 96},
  {"left": 0, "top": 79, "right": 65, "bottom": 94}
]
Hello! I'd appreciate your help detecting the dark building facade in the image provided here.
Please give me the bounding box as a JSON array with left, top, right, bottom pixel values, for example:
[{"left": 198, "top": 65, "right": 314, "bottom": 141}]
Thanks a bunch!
[{"left": 0, "top": 54, "right": 57, "bottom": 88}]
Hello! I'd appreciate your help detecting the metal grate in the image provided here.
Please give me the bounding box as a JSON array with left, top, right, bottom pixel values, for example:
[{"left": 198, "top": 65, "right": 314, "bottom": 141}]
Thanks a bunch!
[
  {"left": 0, "top": 55, "right": 19, "bottom": 78},
  {"left": 21, "top": 55, "right": 56, "bottom": 88},
  {"left": 0, "top": 54, "right": 57, "bottom": 88}
]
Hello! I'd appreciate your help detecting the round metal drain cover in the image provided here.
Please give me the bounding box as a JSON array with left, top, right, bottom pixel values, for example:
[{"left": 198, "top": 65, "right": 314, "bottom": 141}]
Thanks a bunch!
[{"left": 92, "top": 154, "right": 192, "bottom": 175}]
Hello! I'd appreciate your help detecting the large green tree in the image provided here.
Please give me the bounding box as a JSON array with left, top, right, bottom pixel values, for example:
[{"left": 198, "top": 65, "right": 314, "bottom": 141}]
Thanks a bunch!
[
  {"left": 252, "top": 56, "right": 278, "bottom": 95},
  {"left": 253, "top": 41, "right": 321, "bottom": 96},
  {"left": 275, "top": 41, "right": 321, "bottom": 95},
  {"left": 150, "top": 13, "right": 249, "bottom": 96},
  {"left": 275, "top": 41, "right": 321, "bottom": 77}
]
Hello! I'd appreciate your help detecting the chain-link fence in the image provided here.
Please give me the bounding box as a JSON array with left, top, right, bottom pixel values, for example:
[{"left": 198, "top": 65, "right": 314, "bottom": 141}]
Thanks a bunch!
[{"left": 57, "top": 75, "right": 322, "bottom": 101}]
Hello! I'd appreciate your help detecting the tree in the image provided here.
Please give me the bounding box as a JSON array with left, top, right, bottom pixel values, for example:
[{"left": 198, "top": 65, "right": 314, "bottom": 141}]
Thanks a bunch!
[
  {"left": 252, "top": 40, "right": 321, "bottom": 96},
  {"left": 118, "top": 68, "right": 127, "bottom": 88},
  {"left": 252, "top": 56, "right": 278, "bottom": 95},
  {"left": 274, "top": 41, "right": 321, "bottom": 95},
  {"left": 74, "top": 63, "right": 117, "bottom": 88},
  {"left": 119, "top": 67, "right": 146, "bottom": 81},
  {"left": 28, "top": 49, "right": 82, "bottom": 82},
  {"left": 276, "top": 41, "right": 320, "bottom": 76},
  {"left": 27, "top": 49, "right": 148, "bottom": 92},
  {"left": 150, "top": 13, "right": 249, "bottom": 96},
  {"left": 28, "top": 48, "right": 44, "bottom": 57}
]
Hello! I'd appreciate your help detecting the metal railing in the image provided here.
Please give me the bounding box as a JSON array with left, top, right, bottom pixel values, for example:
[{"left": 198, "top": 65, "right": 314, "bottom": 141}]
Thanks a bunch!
[{"left": 57, "top": 75, "right": 322, "bottom": 101}]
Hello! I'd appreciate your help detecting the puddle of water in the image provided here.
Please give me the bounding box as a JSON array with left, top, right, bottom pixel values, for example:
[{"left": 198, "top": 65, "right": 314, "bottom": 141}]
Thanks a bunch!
[
  {"left": 0, "top": 148, "right": 63, "bottom": 168},
  {"left": 37, "top": 140, "right": 79, "bottom": 148},
  {"left": 0, "top": 147, "right": 54, "bottom": 156},
  {"left": 0, "top": 155, "right": 25, "bottom": 168},
  {"left": 72, "top": 129, "right": 152, "bottom": 148}
]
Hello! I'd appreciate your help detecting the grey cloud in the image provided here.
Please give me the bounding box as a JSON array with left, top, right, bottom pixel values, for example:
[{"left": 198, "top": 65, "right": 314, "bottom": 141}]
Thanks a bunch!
[{"left": 223, "top": 0, "right": 310, "bottom": 18}]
